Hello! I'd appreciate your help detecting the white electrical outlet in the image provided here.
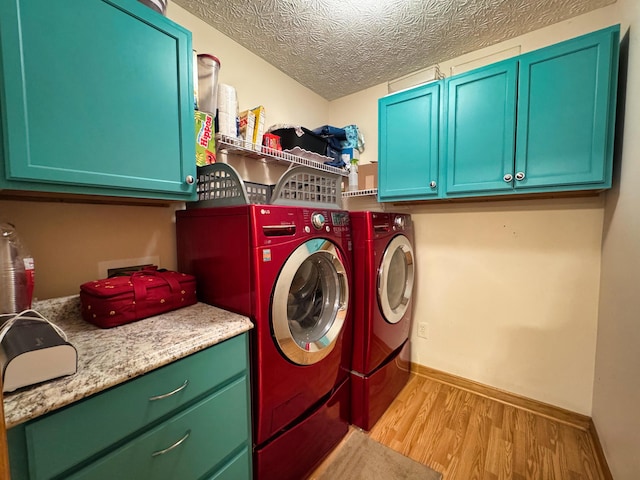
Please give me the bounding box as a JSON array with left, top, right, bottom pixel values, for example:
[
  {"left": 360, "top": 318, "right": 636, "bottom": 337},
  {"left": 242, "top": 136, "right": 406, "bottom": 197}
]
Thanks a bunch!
[{"left": 417, "top": 322, "right": 428, "bottom": 339}]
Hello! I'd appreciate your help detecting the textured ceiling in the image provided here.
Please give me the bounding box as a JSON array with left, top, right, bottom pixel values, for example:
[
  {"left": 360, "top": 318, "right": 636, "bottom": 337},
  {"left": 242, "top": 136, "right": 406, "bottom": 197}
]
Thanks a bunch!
[{"left": 173, "top": 0, "right": 615, "bottom": 100}]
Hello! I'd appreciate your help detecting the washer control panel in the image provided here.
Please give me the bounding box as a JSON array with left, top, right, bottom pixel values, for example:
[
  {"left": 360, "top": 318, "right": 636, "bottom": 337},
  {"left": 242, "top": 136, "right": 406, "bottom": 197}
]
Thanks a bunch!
[
  {"left": 300, "top": 209, "right": 351, "bottom": 237},
  {"left": 311, "top": 212, "right": 326, "bottom": 230}
]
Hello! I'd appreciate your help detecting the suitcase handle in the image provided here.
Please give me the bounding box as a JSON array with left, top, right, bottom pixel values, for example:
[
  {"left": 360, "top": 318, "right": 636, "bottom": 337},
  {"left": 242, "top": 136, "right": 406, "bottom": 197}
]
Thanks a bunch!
[{"left": 131, "top": 269, "right": 182, "bottom": 301}]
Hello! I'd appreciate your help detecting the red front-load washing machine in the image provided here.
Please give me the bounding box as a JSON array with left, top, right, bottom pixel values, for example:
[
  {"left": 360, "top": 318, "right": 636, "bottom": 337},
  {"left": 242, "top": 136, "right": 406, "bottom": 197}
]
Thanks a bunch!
[
  {"left": 349, "top": 211, "right": 415, "bottom": 431},
  {"left": 176, "top": 204, "right": 352, "bottom": 480}
]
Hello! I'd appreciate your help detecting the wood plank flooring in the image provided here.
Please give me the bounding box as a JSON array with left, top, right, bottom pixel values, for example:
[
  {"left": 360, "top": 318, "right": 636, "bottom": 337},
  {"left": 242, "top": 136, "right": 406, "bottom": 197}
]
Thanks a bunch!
[
  {"left": 309, "top": 373, "right": 609, "bottom": 480},
  {"left": 366, "top": 374, "right": 605, "bottom": 480}
]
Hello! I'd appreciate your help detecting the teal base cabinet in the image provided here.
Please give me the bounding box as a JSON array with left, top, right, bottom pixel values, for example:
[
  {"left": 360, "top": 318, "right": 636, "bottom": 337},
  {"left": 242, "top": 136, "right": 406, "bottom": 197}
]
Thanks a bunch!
[
  {"left": 0, "top": 0, "right": 196, "bottom": 201},
  {"left": 7, "top": 334, "right": 252, "bottom": 480},
  {"left": 378, "top": 81, "right": 441, "bottom": 201},
  {"left": 378, "top": 24, "right": 620, "bottom": 203}
]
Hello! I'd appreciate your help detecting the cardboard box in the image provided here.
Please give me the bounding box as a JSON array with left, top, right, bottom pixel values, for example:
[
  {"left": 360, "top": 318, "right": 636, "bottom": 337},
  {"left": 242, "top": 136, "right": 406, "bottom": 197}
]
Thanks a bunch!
[
  {"left": 358, "top": 162, "right": 378, "bottom": 190},
  {"left": 238, "top": 109, "right": 255, "bottom": 147},
  {"left": 195, "top": 111, "right": 215, "bottom": 166},
  {"left": 251, "top": 105, "right": 266, "bottom": 151}
]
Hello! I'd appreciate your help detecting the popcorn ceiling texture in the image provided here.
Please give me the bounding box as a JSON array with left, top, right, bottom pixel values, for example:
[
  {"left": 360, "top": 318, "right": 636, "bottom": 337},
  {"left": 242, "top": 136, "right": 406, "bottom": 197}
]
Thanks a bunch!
[{"left": 173, "top": 0, "right": 615, "bottom": 100}]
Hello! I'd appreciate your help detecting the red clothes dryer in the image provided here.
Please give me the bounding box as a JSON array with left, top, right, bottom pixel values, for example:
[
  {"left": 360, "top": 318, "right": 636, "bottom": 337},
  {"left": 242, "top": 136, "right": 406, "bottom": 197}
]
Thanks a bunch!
[
  {"left": 349, "top": 211, "right": 415, "bottom": 431},
  {"left": 176, "top": 205, "right": 352, "bottom": 480}
]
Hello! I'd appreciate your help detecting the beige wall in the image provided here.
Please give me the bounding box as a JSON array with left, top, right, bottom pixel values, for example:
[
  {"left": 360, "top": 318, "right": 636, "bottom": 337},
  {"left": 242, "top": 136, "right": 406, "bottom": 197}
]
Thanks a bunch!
[
  {"left": 167, "top": 4, "right": 330, "bottom": 129},
  {"left": 0, "top": 200, "right": 181, "bottom": 300},
  {"left": 332, "top": 6, "right": 621, "bottom": 414},
  {"left": 409, "top": 197, "right": 604, "bottom": 414},
  {"left": 592, "top": 0, "right": 640, "bottom": 477},
  {"left": 328, "top": 83, "right": 387, "bottom": 165}
]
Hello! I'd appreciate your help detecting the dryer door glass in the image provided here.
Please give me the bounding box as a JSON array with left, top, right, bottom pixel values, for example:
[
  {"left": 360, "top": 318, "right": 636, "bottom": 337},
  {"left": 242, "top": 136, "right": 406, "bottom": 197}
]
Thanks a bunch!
[
  {"left": 378, "top": 234, "right": 415, "bottom": 324},
  {"left": 272, "top": 239, "right": 349, "bottom": 365}
]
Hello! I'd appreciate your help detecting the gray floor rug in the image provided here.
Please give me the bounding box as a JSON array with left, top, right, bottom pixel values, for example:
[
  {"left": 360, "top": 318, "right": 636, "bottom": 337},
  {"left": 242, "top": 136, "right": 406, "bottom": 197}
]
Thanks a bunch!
[{"left": 317, "top": 430, "right": 443, "bottom": 480}]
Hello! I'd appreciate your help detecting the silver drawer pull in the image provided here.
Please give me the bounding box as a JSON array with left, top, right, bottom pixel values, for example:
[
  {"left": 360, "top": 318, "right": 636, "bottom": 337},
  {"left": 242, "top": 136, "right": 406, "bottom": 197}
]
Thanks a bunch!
[
  {"left": 151, "top": 430, "right": 191, "bottom": 457},
  {"left": 149, "top": 380, "right": 189, "bottom": 401}
]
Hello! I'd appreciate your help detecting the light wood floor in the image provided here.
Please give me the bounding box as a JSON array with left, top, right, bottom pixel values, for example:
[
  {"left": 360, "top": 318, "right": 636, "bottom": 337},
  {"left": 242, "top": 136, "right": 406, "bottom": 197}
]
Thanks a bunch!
[{"left": 365, "top": 373, "right": 605, "bottom": 480}]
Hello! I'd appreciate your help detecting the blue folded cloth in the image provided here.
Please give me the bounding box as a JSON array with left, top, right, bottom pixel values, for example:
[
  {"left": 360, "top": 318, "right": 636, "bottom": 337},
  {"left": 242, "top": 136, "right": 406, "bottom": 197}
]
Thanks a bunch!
[
  {"left": 313, "top": 125, "right": 347, "bottom": 152},
  {"left": 324, "top": 145, "right": 347, "bottom": 168}
]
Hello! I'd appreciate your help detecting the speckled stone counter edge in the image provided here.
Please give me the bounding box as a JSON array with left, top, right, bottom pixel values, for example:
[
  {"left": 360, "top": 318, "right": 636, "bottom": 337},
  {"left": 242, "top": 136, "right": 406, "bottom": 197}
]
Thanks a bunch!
[{"left": 2, "top": 295, "right": 253, "bottom": 428}]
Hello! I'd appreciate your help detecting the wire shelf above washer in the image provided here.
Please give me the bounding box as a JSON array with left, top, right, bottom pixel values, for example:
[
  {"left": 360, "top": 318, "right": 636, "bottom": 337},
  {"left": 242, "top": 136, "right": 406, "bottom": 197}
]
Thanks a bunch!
[
  {"left": 342, "top": 188, "right": 378, "bottom": 198},
  {"left": 216, "top": 134, "right": 347, "bottom": 176}
]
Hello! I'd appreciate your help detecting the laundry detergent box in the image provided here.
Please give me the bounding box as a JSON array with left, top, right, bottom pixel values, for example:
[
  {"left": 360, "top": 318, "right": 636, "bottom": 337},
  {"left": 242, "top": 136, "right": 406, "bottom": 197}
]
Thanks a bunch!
[
  {"left": 195, "top": 111, "right": 216, "bottom": 166},
  {"left": 238, "top": 109, "right": 255, "bottom": 147},
  {"left": 251, "top": 105, "right": 266, "bottom": 151}
]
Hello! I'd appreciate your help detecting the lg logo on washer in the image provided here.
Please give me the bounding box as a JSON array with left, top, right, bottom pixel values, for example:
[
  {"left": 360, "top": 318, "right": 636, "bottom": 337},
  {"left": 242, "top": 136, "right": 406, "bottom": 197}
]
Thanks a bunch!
[{"left": 260, "top": 208, "right": 271, "bottom": 214}]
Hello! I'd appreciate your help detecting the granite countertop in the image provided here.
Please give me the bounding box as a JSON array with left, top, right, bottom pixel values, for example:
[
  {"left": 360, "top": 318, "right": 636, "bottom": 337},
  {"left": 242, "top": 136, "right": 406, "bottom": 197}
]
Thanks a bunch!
[{"left": 3, "top": 295, "right": 253, "bottom": 429}]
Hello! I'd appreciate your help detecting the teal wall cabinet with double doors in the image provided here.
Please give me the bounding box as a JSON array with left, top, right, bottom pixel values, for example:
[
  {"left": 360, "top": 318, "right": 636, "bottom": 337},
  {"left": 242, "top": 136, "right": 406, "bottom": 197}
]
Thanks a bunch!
[
  {"left": 379, "top": 24, "right": 620, "bottom": 202},
  {"left": 378, "top": 80, "right": 441, "bottom": 201},
  {"left": 0, "top": 0, "right": 197, "bottom": 201}
]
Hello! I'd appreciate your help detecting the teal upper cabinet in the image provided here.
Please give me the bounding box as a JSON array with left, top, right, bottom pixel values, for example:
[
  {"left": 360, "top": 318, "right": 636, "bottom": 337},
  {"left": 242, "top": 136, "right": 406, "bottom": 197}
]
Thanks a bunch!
[
  {"left": 445, "top": 60, "right": 518, "bottom": 194},
  {"left": 514, "top": 26, "right": 619, "bottom": 191},
  {"left": 380, "top": 24, "right": 619, "bottom": 202},
  {"left": 0, "top": 0, "right": 196, "bottom": 200},
  {"left": 443, "top": 24, "right": 619, "bottom": 198},
  {"left": 378, "top": 81, "right": 441, "bottom": 201}
]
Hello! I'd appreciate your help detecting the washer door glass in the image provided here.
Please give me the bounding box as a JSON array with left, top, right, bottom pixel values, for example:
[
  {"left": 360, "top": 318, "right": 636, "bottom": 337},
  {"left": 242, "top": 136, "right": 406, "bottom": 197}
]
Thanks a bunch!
[
  {"left": 378, "top": 234, "right": 415, "bottom": 324},
  {"left": 272, "top": 239, "right": 349, "bottom": 365}
]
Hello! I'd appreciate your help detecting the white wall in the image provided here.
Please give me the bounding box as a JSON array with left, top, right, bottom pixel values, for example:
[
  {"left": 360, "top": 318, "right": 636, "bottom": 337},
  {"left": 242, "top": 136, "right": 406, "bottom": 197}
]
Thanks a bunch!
[
  {"left": 331, "top": 6, "right": 621, "bottom": 415},
  {"left": 592, "top": 0, "right": 640, "bottom": 477}
]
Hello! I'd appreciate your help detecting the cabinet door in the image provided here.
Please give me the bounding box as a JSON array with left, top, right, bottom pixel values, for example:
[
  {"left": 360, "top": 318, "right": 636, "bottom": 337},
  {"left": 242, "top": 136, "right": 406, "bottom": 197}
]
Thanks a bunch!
[
  {"left": 445, "top": 60, "right": 518, "bottom": 195},
  {"left": 378, "top": 81, "right": 440, "bottom": 201},
  {"left": 515, "top": 25, "right": 619, "bottom": 190},
  {"left": 0, "top": 0, "right": 196, "bottom": 200}
]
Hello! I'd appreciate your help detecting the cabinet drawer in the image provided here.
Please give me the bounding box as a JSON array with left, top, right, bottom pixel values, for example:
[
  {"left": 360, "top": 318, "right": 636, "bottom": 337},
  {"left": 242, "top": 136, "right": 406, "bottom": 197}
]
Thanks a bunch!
[
  {"left": 207, "top": 447, "right": 251, "bottom": 480},
  {"left": 25, "top": 334, "right": 248, "bottom": 480},
  {"left": 67, "top": 377, "right": 250, "bottom": 480}
]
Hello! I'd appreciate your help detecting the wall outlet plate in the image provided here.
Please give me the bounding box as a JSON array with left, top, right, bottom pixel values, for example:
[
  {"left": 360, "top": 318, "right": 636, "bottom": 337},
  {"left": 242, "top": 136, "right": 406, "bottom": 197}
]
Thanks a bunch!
[{"left": 418, "top": 322, "right": 428, "bottom": 339}]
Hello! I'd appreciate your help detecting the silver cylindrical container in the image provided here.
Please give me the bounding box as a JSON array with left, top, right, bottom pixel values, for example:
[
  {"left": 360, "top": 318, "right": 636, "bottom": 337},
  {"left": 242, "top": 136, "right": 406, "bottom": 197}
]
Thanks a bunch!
[{"left": 197, "top": 54, "right": 221, "bottom": 115}]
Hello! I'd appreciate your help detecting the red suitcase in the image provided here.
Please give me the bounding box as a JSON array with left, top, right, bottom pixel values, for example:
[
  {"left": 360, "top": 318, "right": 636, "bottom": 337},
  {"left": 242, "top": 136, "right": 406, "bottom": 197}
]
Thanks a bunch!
[{"left": 80, "top": 268, "right": 197, "bottom": 328}]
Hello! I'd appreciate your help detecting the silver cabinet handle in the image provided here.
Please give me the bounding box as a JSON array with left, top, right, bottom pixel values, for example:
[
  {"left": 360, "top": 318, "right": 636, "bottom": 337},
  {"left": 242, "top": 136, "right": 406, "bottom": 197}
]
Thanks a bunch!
[
  {"left": 515, "top": 171, "right": 525, "bottom": 181},
  {"left": 503, "top": 173, "right": 513, "bottom": 182},
  {"left": 149, "top": 380, "right": 189, "bottom": 401},
  {"left": 185, "top": 175, "right": 195, "bottom": 185},
  {"left": 429, "top": 181, "right": 437, "bottom": 188},
  {"left": 151, "top": 430, "right": 191, "bottom": 457}
]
